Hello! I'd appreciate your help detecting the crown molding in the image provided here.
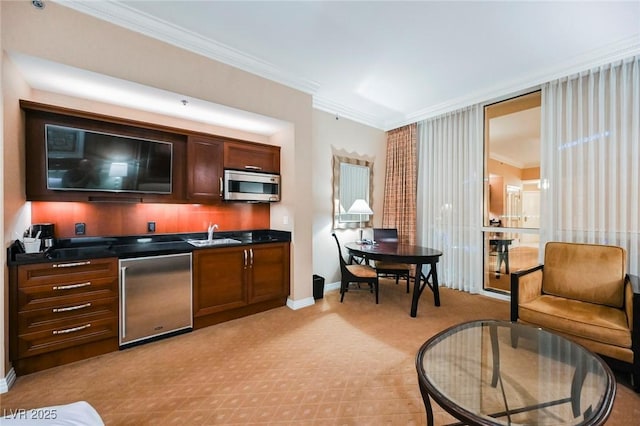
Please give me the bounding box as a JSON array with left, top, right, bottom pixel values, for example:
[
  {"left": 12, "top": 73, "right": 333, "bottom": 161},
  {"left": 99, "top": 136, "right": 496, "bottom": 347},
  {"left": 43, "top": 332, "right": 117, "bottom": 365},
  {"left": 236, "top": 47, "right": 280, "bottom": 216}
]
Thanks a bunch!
[
  {"left": 384, "top": 35, "right": 640, "bottom": 131},
  {"left": 53, "top": 1, "right": 640, "bottom": 133},
  {"left": 55, "top": 0, "right": 320, "bottom": 95},
  {"left": 490, "top": 153, "right": 527, "bottom": 170},
  {"left": 313, "top": 96, "right": 385, "bottom": 129}
]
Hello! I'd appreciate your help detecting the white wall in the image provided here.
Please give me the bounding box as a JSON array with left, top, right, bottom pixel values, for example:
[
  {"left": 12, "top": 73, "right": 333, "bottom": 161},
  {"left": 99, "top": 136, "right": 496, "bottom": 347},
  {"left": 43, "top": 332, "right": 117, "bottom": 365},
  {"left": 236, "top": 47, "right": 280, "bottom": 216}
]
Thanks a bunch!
[{"left": 312, "top": 109, "right": 386, "bottom": 285}]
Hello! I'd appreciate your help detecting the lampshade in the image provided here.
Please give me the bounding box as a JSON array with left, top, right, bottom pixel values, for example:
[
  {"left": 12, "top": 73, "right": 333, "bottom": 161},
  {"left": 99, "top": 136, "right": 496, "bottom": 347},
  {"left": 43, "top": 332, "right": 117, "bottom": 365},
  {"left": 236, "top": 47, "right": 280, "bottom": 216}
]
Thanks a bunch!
[{"left": 347, "top": 199, "right": 373, "bottom": 215}]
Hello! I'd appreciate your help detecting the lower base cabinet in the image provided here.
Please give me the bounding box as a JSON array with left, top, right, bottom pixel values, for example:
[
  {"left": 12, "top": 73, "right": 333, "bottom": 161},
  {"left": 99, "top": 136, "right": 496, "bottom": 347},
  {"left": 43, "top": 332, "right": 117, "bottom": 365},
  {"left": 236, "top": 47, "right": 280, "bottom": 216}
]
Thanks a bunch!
[
  {"left": 9, "top": 258, "right": 120, "bottom": 375},
  {"left": 8, "top": 242, "right": 290, "bottom": 375},
  {"left": 193, "top": 242, "right": 290, "bottom": 328}
]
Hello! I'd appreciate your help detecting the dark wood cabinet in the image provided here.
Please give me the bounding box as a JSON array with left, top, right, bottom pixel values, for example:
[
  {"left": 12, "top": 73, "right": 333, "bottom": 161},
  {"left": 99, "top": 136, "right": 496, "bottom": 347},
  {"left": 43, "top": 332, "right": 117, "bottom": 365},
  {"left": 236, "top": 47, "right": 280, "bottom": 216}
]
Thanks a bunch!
[
  {"left": 21, "top": 101, "right": 281, "bottom": 205},
  {"left": 248, "top": 243, "right": 290, "bottom": 304},
  {"left": 9, "top": 257, "right": 119, "bottom": 375},
  {"left": 193, "top": 242, "right": 290, "bottom": 328},
  {"left": 186, "top": 135, "right": 224, "bottom": 203},
  {"left": 224, "top": 141, "right": 281, "bottom": 174},
  {"left": 193, "top": 246, "right": 247, "bottom": 317},
  {"left": 22, "top": 102, "right": 187, "bottom": 203}
]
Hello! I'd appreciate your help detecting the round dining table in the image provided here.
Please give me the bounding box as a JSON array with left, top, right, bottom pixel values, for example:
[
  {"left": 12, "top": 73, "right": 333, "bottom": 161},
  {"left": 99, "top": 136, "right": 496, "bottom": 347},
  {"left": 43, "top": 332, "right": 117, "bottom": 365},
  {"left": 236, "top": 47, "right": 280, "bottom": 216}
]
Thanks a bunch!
[{"left": 345, "top": 242, "right": 443, "bottom": 317}]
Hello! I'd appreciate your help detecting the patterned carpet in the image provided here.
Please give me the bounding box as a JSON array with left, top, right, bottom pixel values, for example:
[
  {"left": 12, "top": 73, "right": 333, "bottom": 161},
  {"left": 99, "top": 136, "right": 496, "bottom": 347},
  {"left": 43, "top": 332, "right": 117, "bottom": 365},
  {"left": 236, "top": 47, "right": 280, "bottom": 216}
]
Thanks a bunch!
[{"left": 1, "top": 279, "right": 638, "bottom": 425}]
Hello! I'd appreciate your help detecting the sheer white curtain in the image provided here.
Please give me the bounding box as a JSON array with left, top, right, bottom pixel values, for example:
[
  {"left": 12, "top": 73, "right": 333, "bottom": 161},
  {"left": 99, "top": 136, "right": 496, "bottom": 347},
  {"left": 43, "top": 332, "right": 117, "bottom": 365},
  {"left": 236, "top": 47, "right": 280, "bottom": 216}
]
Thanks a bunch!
[
  {"left": 417, "top": 105, "right": 483, "bottom": 292},
  {"left": 540, "top": 56, "right": 640, "bottom": 275}
]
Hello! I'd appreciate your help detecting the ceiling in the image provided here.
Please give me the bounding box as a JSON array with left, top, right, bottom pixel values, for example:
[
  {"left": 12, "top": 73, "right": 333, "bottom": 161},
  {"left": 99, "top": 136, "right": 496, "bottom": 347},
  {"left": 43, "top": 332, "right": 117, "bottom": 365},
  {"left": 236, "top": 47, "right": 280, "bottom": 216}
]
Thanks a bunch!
[
  {"left": 56, "top": 0, "right": 640, "bottom": 130},
  {"left": 13, "top": 1, "right": 640, "bottom": 165}
]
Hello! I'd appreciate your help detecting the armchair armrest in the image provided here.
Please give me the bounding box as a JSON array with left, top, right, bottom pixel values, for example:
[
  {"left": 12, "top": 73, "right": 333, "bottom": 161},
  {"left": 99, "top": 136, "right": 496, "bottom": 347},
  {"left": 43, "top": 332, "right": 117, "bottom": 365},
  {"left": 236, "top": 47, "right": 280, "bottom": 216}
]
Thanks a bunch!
[
  {"left": 625, "top": 273, "right": 640, "bottom": 332},
  {"left": 510, "top": 264, "right": 544, "bottom": 321}
]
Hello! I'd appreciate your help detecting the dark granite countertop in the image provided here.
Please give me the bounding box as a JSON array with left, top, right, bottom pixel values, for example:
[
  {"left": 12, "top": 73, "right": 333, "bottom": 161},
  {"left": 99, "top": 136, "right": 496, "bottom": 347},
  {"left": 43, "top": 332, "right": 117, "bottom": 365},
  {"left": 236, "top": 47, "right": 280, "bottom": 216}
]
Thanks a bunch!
[{"left": 8, "top": 229, "right": 291, "bottom": 265}]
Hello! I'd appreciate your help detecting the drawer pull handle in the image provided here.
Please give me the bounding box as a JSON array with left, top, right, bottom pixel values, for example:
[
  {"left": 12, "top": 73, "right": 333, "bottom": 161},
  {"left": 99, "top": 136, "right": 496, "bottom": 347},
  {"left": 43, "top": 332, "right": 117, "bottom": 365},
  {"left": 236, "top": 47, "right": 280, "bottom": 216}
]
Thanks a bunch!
[
  {"left": 53, "top": 260, "right": 91, "bottom": 268},
  {"left": 52, "top": 324, "right": 91, "bottom": 335},
  {"left": 244, "top": 165, "right": 262, "bottom": 170},
  {"left": 53, "top": 282, "right": 91, "bottom": 291},
  {"left": 53, "top": 303, "right": 92, "bottom": 313}
]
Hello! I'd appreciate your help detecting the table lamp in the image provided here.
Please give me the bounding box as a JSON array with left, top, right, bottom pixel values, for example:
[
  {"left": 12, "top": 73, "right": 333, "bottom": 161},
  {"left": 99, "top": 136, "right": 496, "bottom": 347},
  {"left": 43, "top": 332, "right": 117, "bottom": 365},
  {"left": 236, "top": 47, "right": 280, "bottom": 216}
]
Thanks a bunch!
[{"left": 347, "top": 199, "right": 373, "bottom": 244}]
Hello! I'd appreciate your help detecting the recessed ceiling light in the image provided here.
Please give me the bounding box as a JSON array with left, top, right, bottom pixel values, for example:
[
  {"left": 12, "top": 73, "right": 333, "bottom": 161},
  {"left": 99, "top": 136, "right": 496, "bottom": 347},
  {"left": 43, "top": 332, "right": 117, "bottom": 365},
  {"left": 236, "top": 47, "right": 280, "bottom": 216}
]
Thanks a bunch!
[{"left": 32, "top": 0, "right": 45, "bottom": 10}]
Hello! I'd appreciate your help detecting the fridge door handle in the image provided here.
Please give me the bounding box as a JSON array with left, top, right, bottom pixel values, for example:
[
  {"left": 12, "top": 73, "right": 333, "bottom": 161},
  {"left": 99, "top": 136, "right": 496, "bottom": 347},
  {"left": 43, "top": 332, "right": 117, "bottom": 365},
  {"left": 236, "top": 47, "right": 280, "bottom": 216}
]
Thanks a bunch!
[{"left": 120, "top": 266, "right": 127, "bottom": 339}]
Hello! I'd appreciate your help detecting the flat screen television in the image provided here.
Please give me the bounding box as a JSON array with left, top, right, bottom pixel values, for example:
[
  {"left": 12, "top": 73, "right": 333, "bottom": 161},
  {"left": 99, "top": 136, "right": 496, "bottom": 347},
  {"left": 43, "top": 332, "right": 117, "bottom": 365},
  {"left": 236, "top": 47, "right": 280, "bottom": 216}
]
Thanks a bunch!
[{"left": 45, "top": 124, "right": 173, "bottom": 194}]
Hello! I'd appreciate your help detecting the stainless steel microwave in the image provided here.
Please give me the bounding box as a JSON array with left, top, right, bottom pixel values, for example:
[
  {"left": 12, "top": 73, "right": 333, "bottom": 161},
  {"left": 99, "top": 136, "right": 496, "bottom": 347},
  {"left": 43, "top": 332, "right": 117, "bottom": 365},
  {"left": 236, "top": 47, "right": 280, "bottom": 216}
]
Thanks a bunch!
[{"left": 223, "top": 170, "right": 280, "bottom": 202}]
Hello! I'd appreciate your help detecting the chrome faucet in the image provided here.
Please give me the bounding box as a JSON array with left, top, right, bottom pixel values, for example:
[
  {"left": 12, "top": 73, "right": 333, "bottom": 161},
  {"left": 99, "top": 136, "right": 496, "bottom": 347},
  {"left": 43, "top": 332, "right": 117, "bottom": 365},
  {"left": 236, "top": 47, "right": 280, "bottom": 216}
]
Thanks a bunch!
[{"left": 207, "top": 223, "right": 219, "bottom": 241}]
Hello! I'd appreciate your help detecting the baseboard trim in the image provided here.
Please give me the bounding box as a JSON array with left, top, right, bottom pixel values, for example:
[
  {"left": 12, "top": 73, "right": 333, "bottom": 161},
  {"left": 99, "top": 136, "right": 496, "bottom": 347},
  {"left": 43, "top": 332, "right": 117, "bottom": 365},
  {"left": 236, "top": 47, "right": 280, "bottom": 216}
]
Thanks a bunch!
[
  {"left": 325, "top": 281, "right": 340, "bottom": 292},
  {"left": 286, "top": 296, "right": 315, "bottom": 310},
  {"left": 286, "top": 281, "right": 341, "bottom": 310},
  {"left": 1, "top": 367, "right": 17, "bottom": 394}
]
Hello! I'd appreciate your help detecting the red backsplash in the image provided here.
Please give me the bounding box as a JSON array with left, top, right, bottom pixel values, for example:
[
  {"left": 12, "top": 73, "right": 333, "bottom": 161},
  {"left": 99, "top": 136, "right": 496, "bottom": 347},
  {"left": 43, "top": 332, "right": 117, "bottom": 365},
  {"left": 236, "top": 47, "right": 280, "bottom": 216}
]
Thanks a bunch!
[{"left": 31, "top": 202, "right": 271, "bottom": 238}]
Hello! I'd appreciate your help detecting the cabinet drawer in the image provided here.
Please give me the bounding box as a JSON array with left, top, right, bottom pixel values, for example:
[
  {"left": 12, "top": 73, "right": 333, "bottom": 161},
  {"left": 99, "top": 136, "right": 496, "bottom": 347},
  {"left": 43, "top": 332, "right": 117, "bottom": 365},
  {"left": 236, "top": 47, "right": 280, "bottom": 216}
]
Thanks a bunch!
[
  {"left": 18, "top": 258, "right": 117, "bottom": 287},
  {"left": 17, "top": 317, "right": 118, "bottom": 358},
  {"left": 18, "top": 297, "right": 118, "bottom": 335},
  {"left": 18, "top": 276, "right": 118, "bottom": 312}
]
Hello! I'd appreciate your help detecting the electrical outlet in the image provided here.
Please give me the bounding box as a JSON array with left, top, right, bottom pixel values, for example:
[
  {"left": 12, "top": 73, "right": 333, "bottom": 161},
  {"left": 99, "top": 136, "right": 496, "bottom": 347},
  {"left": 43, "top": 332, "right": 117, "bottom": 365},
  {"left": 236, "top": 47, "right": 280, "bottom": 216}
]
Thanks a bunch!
[
  {"left": 147, "top": 221, "right": 156, "bottom": 233},
  {"left": 75, "top": 223, "right": 86, "bottom": 235}
]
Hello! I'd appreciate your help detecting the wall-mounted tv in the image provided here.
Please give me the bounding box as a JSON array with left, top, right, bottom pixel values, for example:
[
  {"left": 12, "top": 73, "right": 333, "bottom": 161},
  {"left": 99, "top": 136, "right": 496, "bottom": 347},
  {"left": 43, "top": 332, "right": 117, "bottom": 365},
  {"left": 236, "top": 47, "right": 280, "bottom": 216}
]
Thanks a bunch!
[{"left": 45, "top": 124, "right": 173, "bottom": 194}]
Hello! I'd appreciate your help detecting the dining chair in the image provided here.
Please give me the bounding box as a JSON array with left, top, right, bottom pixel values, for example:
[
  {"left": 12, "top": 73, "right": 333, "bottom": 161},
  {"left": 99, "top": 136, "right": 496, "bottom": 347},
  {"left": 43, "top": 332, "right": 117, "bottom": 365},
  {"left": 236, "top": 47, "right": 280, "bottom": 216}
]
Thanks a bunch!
[
  {"left": 372, "top": 228, "right": 411, "bottom": 293},
  {"left": 331, "top": 232, "right": 379, "bottom": 303}
]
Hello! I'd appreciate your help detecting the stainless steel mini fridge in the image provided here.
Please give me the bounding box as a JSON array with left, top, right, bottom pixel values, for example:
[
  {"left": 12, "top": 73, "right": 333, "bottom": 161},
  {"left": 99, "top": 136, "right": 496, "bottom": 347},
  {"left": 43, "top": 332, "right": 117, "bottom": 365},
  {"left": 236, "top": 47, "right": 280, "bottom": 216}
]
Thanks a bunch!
[{"left": 119, "top": 252, "right": 192, "bottom": 347}]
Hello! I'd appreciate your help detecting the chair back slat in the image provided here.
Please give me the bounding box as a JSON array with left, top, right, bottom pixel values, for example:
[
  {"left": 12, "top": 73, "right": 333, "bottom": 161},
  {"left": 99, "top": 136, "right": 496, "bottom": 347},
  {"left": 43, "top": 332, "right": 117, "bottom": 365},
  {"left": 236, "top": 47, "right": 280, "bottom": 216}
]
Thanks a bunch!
[{"left": 373, "top": 228, "right": 399, "bottom": 243}]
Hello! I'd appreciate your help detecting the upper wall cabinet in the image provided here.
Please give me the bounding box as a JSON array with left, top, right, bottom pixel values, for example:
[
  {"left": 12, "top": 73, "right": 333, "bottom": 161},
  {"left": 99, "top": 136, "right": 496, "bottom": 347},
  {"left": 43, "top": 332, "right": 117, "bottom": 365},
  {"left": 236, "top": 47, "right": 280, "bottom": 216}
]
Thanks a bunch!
[
  {"left": 21, "top": 101, "right": 281, "bottom": 205},
  {"left": 22, "top": 102, "right": 186, "bottom": 203},
  {"left": 186, "top": 135, "right": 224, "bottom": 203},
  {"left": 224, "top": 141, "right": 280, "bottom": 174}
]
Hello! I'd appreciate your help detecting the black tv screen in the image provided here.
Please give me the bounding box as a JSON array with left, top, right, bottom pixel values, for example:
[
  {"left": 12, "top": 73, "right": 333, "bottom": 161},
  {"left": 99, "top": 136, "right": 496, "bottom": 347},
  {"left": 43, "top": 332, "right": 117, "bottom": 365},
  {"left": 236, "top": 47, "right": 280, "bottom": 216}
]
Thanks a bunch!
[{"left": 45, "top": 124, "right": 172, "bottom": 194}]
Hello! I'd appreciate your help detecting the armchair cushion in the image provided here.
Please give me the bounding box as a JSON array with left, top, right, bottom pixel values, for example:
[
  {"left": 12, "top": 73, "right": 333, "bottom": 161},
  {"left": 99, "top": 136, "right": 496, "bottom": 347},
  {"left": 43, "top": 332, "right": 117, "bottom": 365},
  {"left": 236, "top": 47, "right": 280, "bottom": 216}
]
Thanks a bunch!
[
  {"left": 519, "top": 295, "right": 631, "bottom": 349},
  {"left": 543, "top": 242, "right": 626, "bottom": 308}
]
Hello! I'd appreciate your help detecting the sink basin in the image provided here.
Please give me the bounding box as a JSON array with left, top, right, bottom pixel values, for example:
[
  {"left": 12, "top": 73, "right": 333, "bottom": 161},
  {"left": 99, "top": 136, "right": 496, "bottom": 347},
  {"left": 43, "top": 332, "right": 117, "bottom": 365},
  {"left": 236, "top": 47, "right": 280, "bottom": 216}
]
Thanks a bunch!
[{"left": 186, "top": 238, "right": 242, "bottom": 247}]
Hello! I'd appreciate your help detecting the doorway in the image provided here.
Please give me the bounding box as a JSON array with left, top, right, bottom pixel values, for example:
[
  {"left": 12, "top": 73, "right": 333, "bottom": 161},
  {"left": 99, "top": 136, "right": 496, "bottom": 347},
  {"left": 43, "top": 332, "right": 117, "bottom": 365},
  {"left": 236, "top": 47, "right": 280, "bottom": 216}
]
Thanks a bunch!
[{"left": 483, "top": 92, "right": 541, "bottom": 293}]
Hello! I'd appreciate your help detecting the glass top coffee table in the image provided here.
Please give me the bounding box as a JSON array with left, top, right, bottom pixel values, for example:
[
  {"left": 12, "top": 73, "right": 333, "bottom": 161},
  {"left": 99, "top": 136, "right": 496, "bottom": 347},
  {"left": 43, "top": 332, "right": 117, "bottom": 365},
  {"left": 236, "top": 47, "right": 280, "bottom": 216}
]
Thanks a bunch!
[{"left": 415, "top": 320, "right": 616, "bottom": 425}]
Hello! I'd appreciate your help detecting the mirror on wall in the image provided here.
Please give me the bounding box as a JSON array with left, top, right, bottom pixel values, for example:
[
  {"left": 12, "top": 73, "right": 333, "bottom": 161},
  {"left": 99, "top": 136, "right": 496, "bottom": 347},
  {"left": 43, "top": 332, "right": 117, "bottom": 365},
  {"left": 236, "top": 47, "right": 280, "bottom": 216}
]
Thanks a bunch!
[{"left": 332, "top": 154, "right": 373, "bottom": 229}]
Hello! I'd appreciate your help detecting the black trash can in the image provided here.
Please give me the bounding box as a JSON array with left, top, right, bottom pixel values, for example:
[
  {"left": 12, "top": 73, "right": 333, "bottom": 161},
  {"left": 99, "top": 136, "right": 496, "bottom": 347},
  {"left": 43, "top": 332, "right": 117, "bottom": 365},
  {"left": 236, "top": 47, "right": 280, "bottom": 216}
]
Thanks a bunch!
[{"left": 313, "top": 274, "right": 325, "bottom": 299}]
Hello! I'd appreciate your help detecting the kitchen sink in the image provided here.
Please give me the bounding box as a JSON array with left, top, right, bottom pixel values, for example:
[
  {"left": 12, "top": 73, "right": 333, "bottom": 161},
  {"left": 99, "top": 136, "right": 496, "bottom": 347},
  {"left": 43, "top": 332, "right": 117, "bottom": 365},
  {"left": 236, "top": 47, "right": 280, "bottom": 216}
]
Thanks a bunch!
[{"left": 185, "top": 238, "right": 242, "bottom": 247}]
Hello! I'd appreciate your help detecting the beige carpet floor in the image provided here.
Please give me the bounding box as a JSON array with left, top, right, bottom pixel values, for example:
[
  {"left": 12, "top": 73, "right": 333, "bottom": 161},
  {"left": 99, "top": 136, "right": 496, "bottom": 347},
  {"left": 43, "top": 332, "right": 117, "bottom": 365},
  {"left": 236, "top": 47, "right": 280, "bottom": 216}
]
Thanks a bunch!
[{"left": 1, "top": 279, "right": 638, "bottom": 425}]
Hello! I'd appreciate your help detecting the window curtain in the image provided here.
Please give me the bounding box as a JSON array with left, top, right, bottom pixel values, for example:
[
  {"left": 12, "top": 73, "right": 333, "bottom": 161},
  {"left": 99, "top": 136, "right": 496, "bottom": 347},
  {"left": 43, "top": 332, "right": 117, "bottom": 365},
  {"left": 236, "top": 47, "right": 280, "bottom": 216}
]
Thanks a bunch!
[
  {"left": 383, "top": 124, "right": 417, "bottom": 245},
  {"left": 540, "top": 56, "right": 640, "bottom": 275},
  {"left": 417, "top": 106, "right": 483, "bottom": 292}
]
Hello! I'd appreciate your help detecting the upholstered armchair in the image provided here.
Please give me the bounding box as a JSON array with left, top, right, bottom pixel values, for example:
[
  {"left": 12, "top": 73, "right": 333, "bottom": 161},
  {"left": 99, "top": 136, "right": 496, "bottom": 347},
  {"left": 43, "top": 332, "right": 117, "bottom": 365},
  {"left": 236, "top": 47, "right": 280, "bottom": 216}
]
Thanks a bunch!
[{"left": 511, "top": 242, "right": 640, "bottom": 391}]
